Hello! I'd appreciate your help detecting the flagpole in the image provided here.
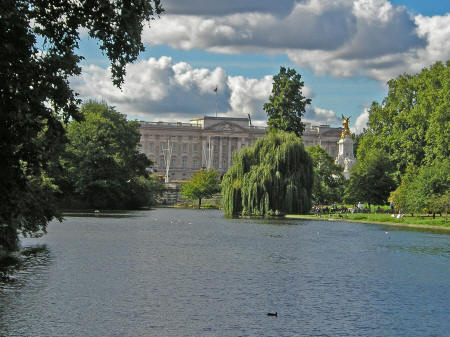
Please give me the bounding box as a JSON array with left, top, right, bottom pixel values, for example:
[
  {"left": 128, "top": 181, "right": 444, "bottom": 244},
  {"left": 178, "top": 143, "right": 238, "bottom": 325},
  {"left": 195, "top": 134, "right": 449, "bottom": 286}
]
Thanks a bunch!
[{"left": 215, "top": 87, "right": 218, "bottom": 117}]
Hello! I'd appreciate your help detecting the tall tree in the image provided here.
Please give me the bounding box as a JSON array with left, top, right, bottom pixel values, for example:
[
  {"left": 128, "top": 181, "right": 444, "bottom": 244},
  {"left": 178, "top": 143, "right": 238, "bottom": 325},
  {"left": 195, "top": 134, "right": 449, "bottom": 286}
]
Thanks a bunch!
[
  {"left": 181, "top": 169, "right": 221, "bottom": 208},
  {"left": 263, "top": 67, "right": 311, "bottom": 137},
  {"left": 222, "top": 130, "right": 313, "bottom": 216},
  {"left": 59, "top": 101, "right": 153, "bottom": 209},
  {"left": 391, "top": 160, "right": 449, "bottom": 216},
  {"left": 357, "top": 61, "right": 449, "bottom": 180},
  {"left": 0, "top": 0, "right": 163, "bottom": 252},
  {"left": 344, "top": 149, "right": 396, "bottom": 207},
  {"left": 306, "top": 145, "right": 345, "bottom": 204}
]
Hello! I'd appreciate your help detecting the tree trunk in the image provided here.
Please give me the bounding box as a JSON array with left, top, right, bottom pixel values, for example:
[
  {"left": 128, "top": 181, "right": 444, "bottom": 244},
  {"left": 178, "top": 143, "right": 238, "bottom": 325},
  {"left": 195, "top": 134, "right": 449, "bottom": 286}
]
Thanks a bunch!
[{"left": 198, "top": 198, "right": 202, "bottom": 209}]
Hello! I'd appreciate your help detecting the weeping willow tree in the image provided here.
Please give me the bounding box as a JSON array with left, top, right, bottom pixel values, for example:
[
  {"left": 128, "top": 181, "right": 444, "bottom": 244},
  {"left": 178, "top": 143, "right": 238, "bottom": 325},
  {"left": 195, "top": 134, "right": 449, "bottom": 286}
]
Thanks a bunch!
[{"left": 222, "top": 130, "right": 313, "bottom": 216}]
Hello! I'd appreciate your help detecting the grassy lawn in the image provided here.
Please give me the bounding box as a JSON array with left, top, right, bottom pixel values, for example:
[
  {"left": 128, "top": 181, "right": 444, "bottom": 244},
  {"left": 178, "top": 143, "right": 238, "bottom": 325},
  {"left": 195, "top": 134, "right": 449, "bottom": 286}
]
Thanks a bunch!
[{"left": 286, "top": 213, "right": 450, "bottom": 229}]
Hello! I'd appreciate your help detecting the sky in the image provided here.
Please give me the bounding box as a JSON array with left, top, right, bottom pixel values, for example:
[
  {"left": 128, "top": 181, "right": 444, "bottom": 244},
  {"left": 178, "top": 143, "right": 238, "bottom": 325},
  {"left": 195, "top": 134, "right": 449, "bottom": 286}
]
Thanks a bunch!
[{"left": 71, "top": 0, "right": 450, "bottom": 133}]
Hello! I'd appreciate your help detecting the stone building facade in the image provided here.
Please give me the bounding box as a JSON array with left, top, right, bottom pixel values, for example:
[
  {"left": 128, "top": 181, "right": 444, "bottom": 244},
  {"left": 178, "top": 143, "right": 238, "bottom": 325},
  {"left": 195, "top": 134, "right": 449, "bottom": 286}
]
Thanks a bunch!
[
  {"left": 139, "top": 116, "right": 344, "bottom": 181},
  {"left": 302, "top": 122, "right": 343, "bottom": 159}
]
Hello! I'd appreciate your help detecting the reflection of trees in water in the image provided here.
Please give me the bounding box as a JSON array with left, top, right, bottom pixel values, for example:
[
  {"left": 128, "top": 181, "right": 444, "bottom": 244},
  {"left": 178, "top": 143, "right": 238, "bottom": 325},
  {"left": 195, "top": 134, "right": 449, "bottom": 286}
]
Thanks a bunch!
[
  {"left": 0, "top": 245, "right": 51, "bottom": 287},
  {"left": 383, "top": 244, "right": 450, "bottom": 258}
]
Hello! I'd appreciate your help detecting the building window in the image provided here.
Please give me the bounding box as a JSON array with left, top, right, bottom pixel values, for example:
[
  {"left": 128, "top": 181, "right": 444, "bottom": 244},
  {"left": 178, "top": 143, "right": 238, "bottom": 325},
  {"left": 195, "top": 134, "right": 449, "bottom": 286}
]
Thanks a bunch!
[
  {"left": 182, "top": 143, "right": 187, "bottom": 153},
  {"left": 172, "top": 143, "right": 177, "bottom": 153},
  {"left": 149, "top": 143, "right": 153, "bottom": 152},
  {"left": 171, "top": 157, "right": 176, "bottom": 167},
  {"left": 182, "top": 157, "right": 187, "bottom": 168},
  {"left": 193, "top": 158, "right": 199, "bottom": 168},
  {"left": 222, "top": 160, "right": 227, "bottom": 169},
  {"left": 193, "top": 144, "right": 198, "bottom": 152},
  {"left": 160, "top": 156, "right": 165, "bottom": 168}
]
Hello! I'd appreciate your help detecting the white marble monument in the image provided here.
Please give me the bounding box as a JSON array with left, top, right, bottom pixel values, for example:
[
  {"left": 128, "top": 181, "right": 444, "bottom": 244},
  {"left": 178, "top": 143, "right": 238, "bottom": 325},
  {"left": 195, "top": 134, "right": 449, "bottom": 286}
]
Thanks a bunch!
[{"left": 335, "top": 115, "right": 356, "bottom": 179}]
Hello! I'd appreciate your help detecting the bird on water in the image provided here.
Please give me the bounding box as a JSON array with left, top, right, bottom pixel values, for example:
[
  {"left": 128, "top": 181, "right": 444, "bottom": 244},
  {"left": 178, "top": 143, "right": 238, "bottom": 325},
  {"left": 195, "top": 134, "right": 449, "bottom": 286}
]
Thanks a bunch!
[{"left": 267, "top": 312, "right": 278, "bottom": 317}]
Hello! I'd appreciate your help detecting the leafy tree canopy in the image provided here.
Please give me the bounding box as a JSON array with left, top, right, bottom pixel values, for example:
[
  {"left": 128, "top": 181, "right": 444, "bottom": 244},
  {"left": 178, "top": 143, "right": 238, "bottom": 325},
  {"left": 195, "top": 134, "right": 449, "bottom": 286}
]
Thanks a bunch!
[
  {"left": 357, "top": 61, "right": 449, "bottom": 179},
  {"left": 0, "top": 0, "right": 163, "bottom": 252},
  {"left": 59, "top": 101, "right": 154, "bottom": 209},
  {"left": 263, "top": 67, "right": 312, "bottom": 137},
  {"left": 344, "top": 148, "right": 396, "bottom": 207},
  {"left": 222, "top": 130, "right": 313, "bottom": 216},
  {"left": 306, "top": 145, "right": 345, "bottom": 205},
  {"left": 391, "top": 159, "right": 449, "bottom": 215},
  {"left": 181, "top": 169, "right": 221, "bottom": 208}
]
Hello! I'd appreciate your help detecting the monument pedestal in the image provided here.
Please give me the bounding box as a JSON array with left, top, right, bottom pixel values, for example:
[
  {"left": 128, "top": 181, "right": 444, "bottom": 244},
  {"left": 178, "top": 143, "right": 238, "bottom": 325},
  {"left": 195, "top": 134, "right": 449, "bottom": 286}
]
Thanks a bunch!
[{"left": 335, "top": 136, "right": 356, "bottom": 179}]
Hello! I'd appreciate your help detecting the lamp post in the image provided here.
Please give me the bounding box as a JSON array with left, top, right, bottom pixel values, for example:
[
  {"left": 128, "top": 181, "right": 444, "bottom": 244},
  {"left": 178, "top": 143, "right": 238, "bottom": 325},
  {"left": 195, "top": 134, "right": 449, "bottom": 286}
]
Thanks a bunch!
[{"left": 163, "top": 139, "right": 172, "bottom": 183}]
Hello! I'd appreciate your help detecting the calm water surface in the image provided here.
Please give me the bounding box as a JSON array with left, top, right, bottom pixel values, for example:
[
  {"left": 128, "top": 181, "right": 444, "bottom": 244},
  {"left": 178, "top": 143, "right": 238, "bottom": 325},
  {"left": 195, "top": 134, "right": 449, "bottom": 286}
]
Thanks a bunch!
[{"left": 1, "top": 208, "right": 449, "bottom": 337}]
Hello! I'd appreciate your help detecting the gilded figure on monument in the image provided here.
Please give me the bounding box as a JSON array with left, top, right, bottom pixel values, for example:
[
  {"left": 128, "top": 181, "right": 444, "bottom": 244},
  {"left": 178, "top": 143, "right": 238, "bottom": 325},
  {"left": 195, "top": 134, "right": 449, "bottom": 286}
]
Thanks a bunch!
[{"left": 341, "top": 114, "right": 352, "bottom": 139}]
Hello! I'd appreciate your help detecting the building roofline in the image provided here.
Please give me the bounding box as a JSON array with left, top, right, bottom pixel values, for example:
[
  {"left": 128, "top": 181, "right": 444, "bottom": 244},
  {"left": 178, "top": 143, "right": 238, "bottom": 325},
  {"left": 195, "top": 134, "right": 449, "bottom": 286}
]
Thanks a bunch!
[{"left": 189, "top": 116, "right": 249, "bottom": 122}]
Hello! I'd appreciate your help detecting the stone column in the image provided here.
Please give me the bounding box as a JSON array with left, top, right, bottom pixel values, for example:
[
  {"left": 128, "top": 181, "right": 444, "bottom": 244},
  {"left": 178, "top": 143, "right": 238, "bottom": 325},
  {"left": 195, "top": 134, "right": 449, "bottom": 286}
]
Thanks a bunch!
[
  {"left": 227, "top": 137, "right": 232, "bottom": 168},
  {"left": 202, "top": 137, "right": 207, "bottom": 168},
  {"left": 219, "top": 136, "right": 223, "bottom": 169},
  {"left": 237, "top": 137, "right": 241, "bottom": 152}
]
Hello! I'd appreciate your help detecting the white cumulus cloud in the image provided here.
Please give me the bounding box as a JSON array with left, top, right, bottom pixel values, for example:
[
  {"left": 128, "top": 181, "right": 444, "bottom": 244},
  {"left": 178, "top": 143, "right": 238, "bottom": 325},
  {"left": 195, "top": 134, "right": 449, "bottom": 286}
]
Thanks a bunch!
[
  {"left": 305, "top": 106, "right": 340, "bottom": 125},
  {"left": 143, "top": 0, "right": 449, "bottom": 82},
  {"left": 72, "top": 56, "right": 334, "bottom": 126},
  {"left": 352, "top": 108, "right": 370, "bottom": 134}
]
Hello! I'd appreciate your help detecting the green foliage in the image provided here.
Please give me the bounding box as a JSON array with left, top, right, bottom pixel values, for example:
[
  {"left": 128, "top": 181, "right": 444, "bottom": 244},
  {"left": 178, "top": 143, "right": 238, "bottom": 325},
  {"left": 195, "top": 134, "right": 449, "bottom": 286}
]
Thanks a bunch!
[
  {"left": 58, "top": 101, "right": 154, "bottom": 209},
  {"left": 352, "top": 61, "right": 450, "bottom": 216},
  {"left": 306, "top": 145, "right": 345, "bottom": 204},
  {"left": 125, "top": 175, "right": 165, "bottom": 209},
  {"left": 344, "top": 149, "right": 396, "bottom": 206},
  {"left": 289, "top": 213, "right": 449, "bottom": 228},
  {"left": 357, "top": 61, "right": 449, "bottom": 179},
  {"left": 0, "top": 0, "right": 162, "bottom": 252},
  {"left": 181, "top": 170, "right": 221, "bottom": 208},
  {"left": 222, "top": 130, "right": 313, "bottom": 216},
  {"left": 0, "top": 171, "right": 60, "bottom": 251},
  {"left": 352, "top": 132, "right": 365, "bottom": 158},
  {"left": 391, "top": 160, "right": 449, "bottom": 215},
  {"left": 263, "top": 67, "right": 312, "bottom": 137}
]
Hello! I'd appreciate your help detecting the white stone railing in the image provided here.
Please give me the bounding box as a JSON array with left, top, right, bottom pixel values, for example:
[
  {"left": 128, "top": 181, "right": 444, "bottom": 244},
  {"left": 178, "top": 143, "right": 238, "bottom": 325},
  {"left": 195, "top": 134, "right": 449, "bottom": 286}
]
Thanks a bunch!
[{"left": 140, "top": 121, "right": 200, "bottom": 128}]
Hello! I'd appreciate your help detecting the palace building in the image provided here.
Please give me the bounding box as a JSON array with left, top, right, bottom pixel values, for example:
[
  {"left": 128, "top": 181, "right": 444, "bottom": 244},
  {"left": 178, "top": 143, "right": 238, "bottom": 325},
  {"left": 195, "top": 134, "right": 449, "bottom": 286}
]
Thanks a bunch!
[{"left": 139, "top": 116, "right": 345, "bottom": 181}]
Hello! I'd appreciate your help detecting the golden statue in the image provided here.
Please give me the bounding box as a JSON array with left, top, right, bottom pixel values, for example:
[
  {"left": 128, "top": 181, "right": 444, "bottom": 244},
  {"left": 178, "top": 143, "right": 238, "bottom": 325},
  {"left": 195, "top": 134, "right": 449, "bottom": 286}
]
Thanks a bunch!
[{"left": 340, "top": 114, "right": 351, "bottom": 139}]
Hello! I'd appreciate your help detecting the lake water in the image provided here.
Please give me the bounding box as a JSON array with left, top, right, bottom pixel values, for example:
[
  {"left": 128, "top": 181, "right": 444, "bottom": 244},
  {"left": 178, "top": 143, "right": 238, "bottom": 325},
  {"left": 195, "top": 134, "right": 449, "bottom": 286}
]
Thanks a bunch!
[{"left": 1, "top": 208, "right": 449, "bottom": 337}]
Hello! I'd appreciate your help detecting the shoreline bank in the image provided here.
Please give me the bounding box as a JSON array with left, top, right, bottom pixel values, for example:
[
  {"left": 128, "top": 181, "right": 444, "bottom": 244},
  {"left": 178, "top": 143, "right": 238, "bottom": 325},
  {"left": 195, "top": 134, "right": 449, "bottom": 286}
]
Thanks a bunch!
[{"left": 285, "top": 214, "right": 450, "bottom": 232}]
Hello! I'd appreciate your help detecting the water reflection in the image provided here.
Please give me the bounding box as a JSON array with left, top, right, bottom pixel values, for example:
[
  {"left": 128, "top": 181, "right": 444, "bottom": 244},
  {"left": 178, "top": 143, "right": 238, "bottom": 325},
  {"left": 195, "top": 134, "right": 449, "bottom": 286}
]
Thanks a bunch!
[
  {"left": 62, "top": 211, "right": 144, "bottom": 218},
  {"left": 378, "top": 224, "right": 450, "bottom": 235},
  {"left": 383, "top": 244, "right": 450, "bottom": 258},
  {"left": 266, "top": 252, "right": 299, "bottom": 264},
  {"left": 0, "top": 245, "right": 51, "bottom": 289},
  {"left": 0, "top": 209, "right": 449, "bottom": 337}
]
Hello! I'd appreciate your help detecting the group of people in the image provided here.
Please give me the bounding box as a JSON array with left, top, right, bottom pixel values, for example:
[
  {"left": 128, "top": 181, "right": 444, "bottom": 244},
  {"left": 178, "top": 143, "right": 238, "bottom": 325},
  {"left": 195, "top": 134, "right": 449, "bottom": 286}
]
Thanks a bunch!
[
  {"left": 312, "top": 201, "right": 397, "bottom": 216},
  {"left": 313, "top": 204, "right": 348, "bottom": 215}
]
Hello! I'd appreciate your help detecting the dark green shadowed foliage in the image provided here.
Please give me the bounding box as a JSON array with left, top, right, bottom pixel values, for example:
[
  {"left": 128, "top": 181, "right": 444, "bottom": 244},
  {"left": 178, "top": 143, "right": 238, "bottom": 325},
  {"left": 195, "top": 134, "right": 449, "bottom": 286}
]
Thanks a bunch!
[{"left": 222, "top": 131, "right": 313, "bottom": 216}]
